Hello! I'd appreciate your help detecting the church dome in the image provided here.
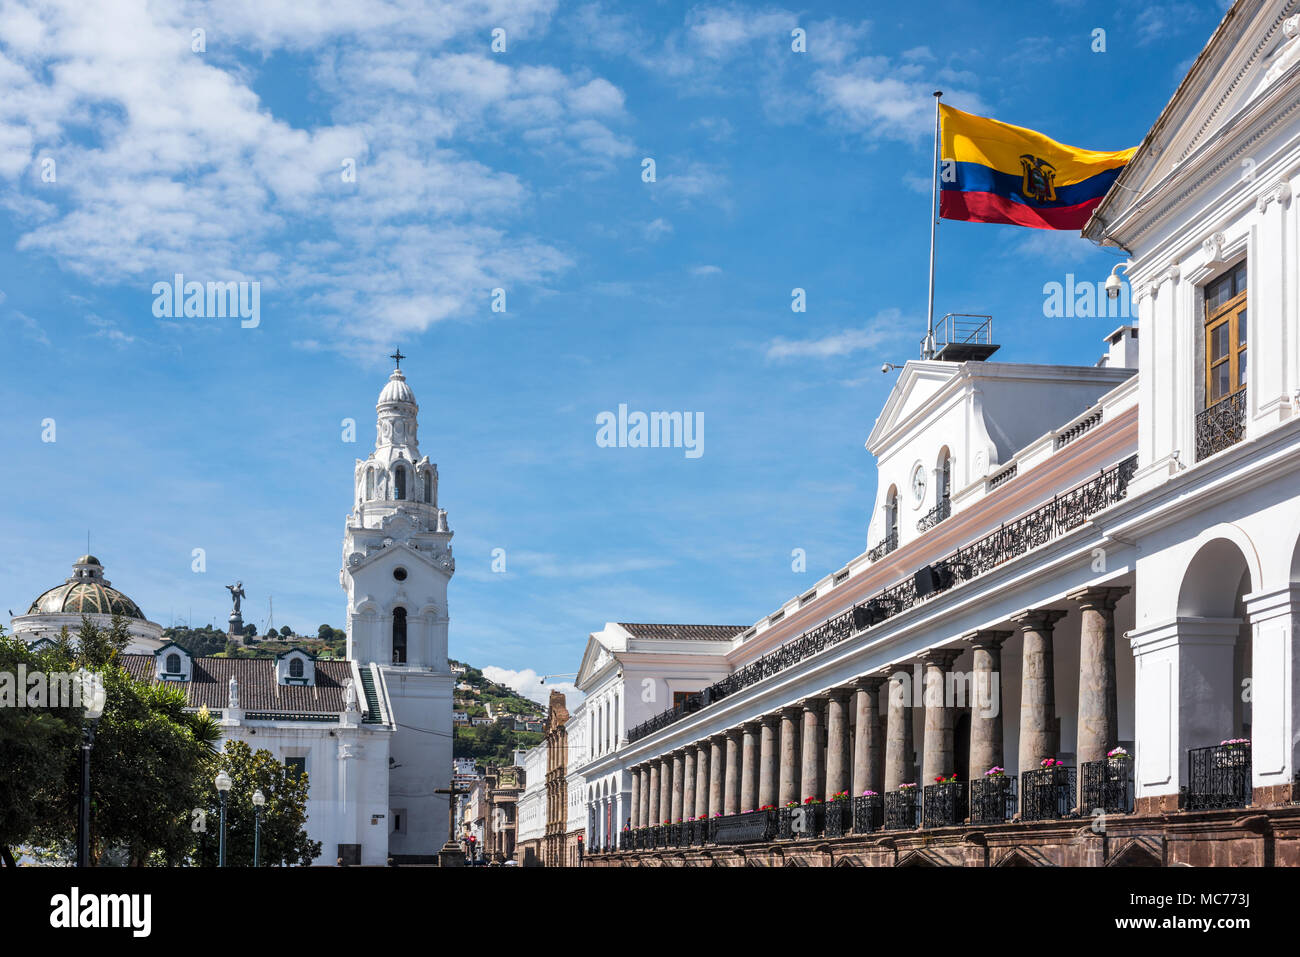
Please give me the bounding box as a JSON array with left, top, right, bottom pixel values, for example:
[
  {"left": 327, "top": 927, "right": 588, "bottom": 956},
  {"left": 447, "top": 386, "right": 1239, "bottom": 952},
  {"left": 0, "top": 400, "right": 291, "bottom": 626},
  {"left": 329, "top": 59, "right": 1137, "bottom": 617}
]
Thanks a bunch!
[
  {"left": 378, "top": 369, "right": 416, "bottom": 406},
  {"left": 26, "top": 556, "right": 146, "bottom": 621}
]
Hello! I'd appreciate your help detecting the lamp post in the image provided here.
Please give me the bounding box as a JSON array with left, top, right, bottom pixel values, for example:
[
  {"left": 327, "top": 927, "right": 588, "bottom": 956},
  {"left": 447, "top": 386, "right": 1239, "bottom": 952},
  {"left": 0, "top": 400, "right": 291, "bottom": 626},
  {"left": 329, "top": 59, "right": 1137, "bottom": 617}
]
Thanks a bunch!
[
  {"left": 252, "top": 789, "right": 265, "bottom": 867},
  {"left": 76, "top": 671, "right": 107, "bottom": 867},
  {"left": 215, "top": 770, "right": 232, "bottom": 867}
]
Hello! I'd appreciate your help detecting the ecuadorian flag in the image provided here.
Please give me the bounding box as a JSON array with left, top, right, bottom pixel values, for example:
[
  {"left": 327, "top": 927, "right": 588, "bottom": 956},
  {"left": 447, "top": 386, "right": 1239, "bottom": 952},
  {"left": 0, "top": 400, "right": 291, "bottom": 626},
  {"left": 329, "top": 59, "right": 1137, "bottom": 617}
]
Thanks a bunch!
[{"left": 939, "top": 104, "right": 1136, "bottom": 231}]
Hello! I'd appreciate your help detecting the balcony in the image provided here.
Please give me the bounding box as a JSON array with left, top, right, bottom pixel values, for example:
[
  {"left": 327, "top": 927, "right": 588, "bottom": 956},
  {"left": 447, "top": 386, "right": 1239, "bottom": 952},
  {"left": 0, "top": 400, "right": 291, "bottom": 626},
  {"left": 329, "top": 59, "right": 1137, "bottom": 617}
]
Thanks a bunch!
[
  {"left": 777, "top": 803, "right": 824, "bottom": 840},
  {"left": 922, "top": 780, "right": 967, "bottom": 828},
  {"left": 1184, "top": 742, "right": 1252, "bottom": 810},
  {"left": 916, "top": 497, "right": 951, "bottom": 533},
  {"left": 1080, "top": 757, "right": 1134, "bottom": 814},
  {"left": 1195, "top": 389, "right": 1247, "bottom": 461},
  {"left": 710, "top": 809, "right": 777, "bottom": 845},
  {"left": 926, "top": 313, "right": 999, "bottom": 363},
  {"left": 852, "top": 794, "right": 884, "bottom": 833},
  {"left": 867, "top": 531, "right": 898, "bottom": 562},
  {"left": 1020, "top": 764, "right": 1076, "bottom": 821},
  {"left": 969, "top": 774, "right": 1016, "bottom": 825},
  {"left": 884, "top": 788, "right": 921, "bottom": 830},
  {"left": 824, "top": 797, "right": 852, "bottom": 838}
]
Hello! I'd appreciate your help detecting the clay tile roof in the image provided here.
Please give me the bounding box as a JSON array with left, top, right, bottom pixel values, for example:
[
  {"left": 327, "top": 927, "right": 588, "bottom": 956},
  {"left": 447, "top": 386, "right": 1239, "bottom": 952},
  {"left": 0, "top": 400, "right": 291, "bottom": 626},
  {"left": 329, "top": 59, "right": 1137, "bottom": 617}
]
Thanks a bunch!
[
  {"left": 617, "top": 623, "right": 744, "bottom": 642},
  {"left": 120, "top": 654, "right": 353, "bottom": 713}
]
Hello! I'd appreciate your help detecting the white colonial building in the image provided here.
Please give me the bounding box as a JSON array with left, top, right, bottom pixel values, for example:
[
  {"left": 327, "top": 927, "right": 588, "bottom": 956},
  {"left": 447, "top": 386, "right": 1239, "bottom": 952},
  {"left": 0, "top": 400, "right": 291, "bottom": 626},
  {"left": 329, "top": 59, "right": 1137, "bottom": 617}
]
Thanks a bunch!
[
  {"left": 579, "top": 1, "right": 1300, "bottom": 867},
  {"left": 14, "top": 360, "right": 456, "bottom": 866}
]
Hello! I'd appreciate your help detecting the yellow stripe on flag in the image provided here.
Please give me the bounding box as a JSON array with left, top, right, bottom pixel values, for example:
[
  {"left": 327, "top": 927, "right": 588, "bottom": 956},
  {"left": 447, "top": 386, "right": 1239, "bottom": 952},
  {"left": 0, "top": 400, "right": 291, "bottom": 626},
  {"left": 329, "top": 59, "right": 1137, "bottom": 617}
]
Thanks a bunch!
[{"left": 941, "top": 104, "right": 1135, "bottom": 189}]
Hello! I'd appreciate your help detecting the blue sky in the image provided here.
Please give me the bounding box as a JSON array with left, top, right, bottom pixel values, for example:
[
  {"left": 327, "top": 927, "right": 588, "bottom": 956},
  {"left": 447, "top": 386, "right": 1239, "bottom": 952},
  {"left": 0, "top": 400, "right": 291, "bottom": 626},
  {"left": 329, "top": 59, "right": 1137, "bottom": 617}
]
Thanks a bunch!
[{"left": 0, "top": 0, "right": 1227, "bottom": 702}]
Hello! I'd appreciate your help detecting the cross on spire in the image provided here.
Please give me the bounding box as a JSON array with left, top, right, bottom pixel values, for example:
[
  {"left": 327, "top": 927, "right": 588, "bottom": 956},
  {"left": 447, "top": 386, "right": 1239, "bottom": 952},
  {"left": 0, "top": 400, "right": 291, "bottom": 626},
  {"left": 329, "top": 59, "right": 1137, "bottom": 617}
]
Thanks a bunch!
[{"left": 390, "top": 348, "right": 406, "bottom": 369}]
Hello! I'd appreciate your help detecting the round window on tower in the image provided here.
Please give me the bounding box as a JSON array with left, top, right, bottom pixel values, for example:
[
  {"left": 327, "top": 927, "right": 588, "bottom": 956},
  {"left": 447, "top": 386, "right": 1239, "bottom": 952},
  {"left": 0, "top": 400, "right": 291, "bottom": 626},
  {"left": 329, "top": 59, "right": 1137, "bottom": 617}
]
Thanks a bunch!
[{"left": 393, "top": 567, "right": 408, "bottom": 582}]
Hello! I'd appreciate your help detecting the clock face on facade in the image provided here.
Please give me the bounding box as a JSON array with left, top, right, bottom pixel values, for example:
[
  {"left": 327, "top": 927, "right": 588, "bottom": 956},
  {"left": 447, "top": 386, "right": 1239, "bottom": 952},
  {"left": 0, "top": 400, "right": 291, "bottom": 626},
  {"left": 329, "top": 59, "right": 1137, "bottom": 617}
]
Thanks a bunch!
[{"left": 910, "top": 463, "right": 927, "bottom": 507}]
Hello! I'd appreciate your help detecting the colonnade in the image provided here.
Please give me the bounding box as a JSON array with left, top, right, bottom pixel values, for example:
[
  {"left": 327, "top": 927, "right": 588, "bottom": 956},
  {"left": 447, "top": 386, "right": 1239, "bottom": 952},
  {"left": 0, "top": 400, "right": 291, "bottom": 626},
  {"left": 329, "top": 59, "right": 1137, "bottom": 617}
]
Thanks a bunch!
[{"left": 626, "top": 587, "right": 1127, "bottom": 828}]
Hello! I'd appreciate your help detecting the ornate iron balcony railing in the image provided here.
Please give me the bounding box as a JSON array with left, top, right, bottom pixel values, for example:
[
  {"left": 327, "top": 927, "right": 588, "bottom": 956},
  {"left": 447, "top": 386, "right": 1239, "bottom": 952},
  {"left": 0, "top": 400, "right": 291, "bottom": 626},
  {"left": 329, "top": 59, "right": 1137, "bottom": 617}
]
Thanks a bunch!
[
  {"left": 710, "top": 809, "right": 776, "bottom": 845},
  {"left": 969, "top": 775, "right": 1016, "bottom": 825},
  {"left": 1184, "top": 742, "right": 1252, "bottom": 811},
  {"left": 626, "top": 455, "right": 1139, "bottom": 745},
  {"left": 1195, "top": 390, "right": 1247, "bottom": 461},
  {"left": 867, "top": 531, "right": 899, "bottom": 562},
  {"left": 824, "top": 798, "right": 851, "bottom": 837},
  {"left": 1020, "top": 765, "right": 1077, "bottom": 821},
  {"left": 852, "top": 794, "right": 884, "bottom": 833},
  {"left": 1080, "top": 757, "right": 1134, "bottom": 815},
  {"left": 922, "top": 780, "right": 967, "bottom": 828},
  {"left": 917, "top": 497, "right": 951, "bottom": 533},
  {"left": 884, "top": 789, "right": 920, "bottom": 830}
]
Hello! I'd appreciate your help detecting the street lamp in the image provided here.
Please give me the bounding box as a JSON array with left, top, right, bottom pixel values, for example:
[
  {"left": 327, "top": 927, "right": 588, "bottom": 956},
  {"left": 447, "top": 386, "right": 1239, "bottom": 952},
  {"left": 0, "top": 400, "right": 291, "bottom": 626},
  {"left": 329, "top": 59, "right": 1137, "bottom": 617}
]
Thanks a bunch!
[
  {"left": 76, "top": 671, "right": 107, "bottom": 868},
  {"left": 252, "top": 789, "right": 265, "bottom": 868},
  {"left": 215, "top": 770, "right": 232, "bottom": 867}
]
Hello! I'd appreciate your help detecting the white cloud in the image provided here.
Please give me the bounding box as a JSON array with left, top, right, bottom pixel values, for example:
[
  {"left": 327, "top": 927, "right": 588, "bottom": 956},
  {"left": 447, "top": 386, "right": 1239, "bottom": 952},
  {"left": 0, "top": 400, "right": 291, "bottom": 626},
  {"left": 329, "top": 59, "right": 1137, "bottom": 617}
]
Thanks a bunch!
[
  {"left": 482, "top": 666, "right": 584, "bottom": 707},
  {"left": 765, "top": 309, "right": 913, "bottom": 360},
  {"left": 643, "top": 217, "right": 673, "bottom": 241},
  {"left": 690, "top": 264, "right": 722, "bottom": 275}
]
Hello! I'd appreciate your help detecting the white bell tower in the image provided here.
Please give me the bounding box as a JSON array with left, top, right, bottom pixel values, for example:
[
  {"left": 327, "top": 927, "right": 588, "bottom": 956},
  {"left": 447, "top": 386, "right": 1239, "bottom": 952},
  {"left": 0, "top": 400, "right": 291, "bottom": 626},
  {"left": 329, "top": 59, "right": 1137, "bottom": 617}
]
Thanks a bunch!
[{"left": 340, "top": 350, "right": 453, "bottom": 860}]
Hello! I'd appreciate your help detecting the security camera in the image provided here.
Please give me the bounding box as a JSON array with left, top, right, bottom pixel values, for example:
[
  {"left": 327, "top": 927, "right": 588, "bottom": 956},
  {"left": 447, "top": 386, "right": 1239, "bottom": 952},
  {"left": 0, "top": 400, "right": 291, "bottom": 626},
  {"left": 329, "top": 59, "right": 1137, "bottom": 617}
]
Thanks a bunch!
[
  {"left": 1106, "top": 261, "right": 1131, "bottom": 300},
  {"left": 881, "top": 363, "right": 890, "bottom": 374}
]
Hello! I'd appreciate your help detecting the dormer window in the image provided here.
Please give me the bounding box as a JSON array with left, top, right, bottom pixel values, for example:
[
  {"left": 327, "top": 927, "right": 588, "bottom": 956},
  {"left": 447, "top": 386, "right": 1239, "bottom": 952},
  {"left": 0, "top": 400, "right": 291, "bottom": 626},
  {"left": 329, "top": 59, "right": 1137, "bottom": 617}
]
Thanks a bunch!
[
  {"left": 289, "top": 658, "right": 304, "bottom": 678},
  {"left": 166, "top": 653, "right": 181, "bottom": 673},
  {"left": 276, "top": 649, "right": 316, "bottom": 686},
  {"left": 156, "top": 643, "right": 191, "bottom": 681}
]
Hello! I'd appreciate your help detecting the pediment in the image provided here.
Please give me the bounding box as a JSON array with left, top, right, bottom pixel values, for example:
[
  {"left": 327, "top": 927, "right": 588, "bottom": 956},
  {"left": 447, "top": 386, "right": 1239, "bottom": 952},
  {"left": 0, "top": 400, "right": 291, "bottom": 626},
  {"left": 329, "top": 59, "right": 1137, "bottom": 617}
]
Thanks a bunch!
[
  {"left": 1091, "top": 4, "right": 1300, "bottom": 233},
  {"left": 865, "top": 361, "right": 962, "bottom": 455},
  {"left": 575, "top": 633, "right": 617, "bottom": 689}
]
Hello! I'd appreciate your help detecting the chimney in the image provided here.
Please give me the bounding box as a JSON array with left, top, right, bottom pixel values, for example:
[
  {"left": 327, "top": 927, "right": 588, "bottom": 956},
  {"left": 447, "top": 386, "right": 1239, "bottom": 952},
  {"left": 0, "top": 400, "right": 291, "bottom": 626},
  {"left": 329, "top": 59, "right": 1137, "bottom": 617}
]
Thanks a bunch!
[{"left": 1096, "top": 324, "right": 1138, "bottom": 369}]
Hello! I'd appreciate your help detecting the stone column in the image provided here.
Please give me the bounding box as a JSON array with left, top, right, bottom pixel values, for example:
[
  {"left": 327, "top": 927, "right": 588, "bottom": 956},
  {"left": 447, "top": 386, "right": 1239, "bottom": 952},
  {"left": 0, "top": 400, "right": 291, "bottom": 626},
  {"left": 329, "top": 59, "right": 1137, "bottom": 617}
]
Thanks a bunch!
[
  {"left": 740, "top": 722, "right": 760, "bottom": 812},
  {"left": 657, "top": 756, "right": 672, "bottom": 826},
  {"left": 920, "top": 648, "right": 961, "bottom": 784},
  {"left": 682, "top": 749, "right": 697, "bottom": 821},
  {"left": 852, "top": 676, "right": 886, "bottom": 796},
  {"left": 670, "top": 751, "right": 685, "bottom": 823},
  {"left": 1069, "top": 586, "right": 1130, "bottom": 766},
  {"left": 824, "top": 690, "right": 851, "bottom": 801},
  {"left": 963, "top": 630, "right": 1011, "bottom": 778},
  {"left": 647, "top": 761, "right": 660, "bottom": 827},
  {"left": 694, "top": 743, "right": 710, "bottom": 819},
  {"left": 708, "top": 736, "right": 725, "bottom": 817},
  {"left": 779, "top": 706, "right": 801, "bottom": 804},
  {"left": 800, "top": 698, "right": 824, "bottom": 802},
  {"left": 1012, "top": 609, "right": 1067, "bottom": 770},
  {"left": 630, "top": 766, "right": 642, "bottom": 828},
  {"left": 723, "top": 729, "right": 742, "bottom": 814},
  {"left": 884, "top": 669, "right": 915, "bottom": 791},
  {"left": 758, "top": 714, "right": 779, "bottom": 809}
]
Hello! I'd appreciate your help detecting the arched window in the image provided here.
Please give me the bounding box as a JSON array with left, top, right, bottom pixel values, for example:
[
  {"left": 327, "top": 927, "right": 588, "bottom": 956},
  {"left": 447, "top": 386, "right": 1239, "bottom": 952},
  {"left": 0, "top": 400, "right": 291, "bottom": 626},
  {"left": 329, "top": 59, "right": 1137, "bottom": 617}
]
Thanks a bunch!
[
  {"left": 886, "top": 485, "right": 899, "bottom": 546},
  {"left": 422, "top": 471, "right": 432, "bottom": 504},
  {"left": 394, "top": 465, "right": 407, "bottom": 500},
  {"left": 937, "top": 448, "right": 952, "bottom": 505},
  {"left": 166, "top": 653, "right": 180, "bottom": 673},
  {"left": 366, "top": 468, "right": 375, "bottom": 499},
  {"left": 289, "top": 658, "right": 304, "bottom": 678},
  {"left": 392, "top": 607, "right": 407, "bottom": 664}
]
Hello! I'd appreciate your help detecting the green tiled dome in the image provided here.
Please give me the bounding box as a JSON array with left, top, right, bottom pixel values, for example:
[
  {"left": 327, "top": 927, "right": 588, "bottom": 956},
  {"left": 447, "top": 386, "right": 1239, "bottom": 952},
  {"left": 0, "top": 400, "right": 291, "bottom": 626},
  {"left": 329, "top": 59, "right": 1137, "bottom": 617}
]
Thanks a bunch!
[{"left": 26, "top": 557, "right": 146, "bottom": 621}]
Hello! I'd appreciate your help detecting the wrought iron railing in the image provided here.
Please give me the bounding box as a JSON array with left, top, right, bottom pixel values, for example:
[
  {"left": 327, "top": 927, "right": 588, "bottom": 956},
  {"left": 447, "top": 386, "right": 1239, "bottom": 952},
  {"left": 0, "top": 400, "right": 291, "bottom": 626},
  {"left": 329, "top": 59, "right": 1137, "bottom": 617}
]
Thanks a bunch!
[
  {"left": 824, "top": 798, "right": 851, "bottom": 838},
  {"left": 1195, "top": 390, "right": 1247, "bottom": 461},
  {"left": 710, "top": 809, "right": 776, "bottom": 845},
  {"left": 868, "top": 531, "right": 899, "bottom": 562},
  {"left": 884, "top": 789, "right": 920, "bottom": 830},
  {"left": 917, "top": 497, "right": 951, "bottom": 533},
  {"left": 1020, "top": 765, "right": 1077, "bottom": 821},
  {"left": 852, "top": 794, "right": 884, "bottom": 833},
  {"left": 626, "top": 455, "right": 1139, "bottom": 744},
  {"left": 1184, "top": 742, "right": 1252, "bottom": 810},
  {"left": 922, "top": 781, "right": 967, "bottom": 828},
  {"left": 969, "top": 775, "right": 1016, "bottom": 825},
  {"left": 1080, "top": 757, "right": 1134, "bottom": 814}
]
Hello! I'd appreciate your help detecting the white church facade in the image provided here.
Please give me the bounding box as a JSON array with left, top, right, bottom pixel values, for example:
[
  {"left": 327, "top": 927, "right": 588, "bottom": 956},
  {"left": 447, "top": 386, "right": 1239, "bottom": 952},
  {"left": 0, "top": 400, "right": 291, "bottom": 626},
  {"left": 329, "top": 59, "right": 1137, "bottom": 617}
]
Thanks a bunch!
[{"left": 12, "top": 361, "right": 454, "bottom": 866}]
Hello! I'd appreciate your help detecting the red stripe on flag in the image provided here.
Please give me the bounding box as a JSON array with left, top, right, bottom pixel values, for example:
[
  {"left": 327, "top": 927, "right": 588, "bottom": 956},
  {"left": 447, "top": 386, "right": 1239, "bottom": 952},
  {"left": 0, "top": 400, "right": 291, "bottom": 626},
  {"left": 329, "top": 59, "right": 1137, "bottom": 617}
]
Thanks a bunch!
[{"left": 940, "top": 191, "right": 1101, "bottom": 231}]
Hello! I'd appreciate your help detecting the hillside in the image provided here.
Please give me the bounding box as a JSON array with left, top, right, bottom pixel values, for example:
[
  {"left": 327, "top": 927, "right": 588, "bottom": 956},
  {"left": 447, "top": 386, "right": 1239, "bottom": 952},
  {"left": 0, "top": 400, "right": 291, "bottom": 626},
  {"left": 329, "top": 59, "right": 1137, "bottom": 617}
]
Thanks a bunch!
[{"left": 450, "top": 660, "right": 547, "bottom": 767}]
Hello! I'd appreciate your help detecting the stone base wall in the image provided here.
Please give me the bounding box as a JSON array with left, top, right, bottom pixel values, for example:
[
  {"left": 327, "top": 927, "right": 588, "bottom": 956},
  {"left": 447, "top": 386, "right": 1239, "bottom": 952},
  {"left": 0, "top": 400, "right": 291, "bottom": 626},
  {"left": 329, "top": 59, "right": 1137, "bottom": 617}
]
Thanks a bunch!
[{"left": 585, "top": 807, "right": 1300, "bottom": 867}]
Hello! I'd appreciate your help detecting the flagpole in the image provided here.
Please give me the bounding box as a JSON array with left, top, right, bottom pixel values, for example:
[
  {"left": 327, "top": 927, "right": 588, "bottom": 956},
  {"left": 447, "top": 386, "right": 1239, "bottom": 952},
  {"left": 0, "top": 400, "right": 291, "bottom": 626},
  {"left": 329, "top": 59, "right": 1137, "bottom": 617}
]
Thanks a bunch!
[{"left": 925, "top": 90, "right": 943, "bottom": 360}]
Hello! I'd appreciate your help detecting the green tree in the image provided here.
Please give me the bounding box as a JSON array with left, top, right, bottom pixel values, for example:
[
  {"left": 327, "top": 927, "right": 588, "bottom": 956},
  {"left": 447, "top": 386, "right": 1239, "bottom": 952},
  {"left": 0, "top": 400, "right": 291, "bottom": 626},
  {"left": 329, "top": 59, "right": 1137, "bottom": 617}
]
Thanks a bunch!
[
  {"left": 34, "top": 617, "right": 222, "bottom": 865},
  {"left": 279, "top": 626, "right": 293, "bottom": 638},
  {"left": 0, "top": 628, "right": 79, "bottom": 866},
  {"left": 192, "top": 740, "right": 321, "bottom": 867}
]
